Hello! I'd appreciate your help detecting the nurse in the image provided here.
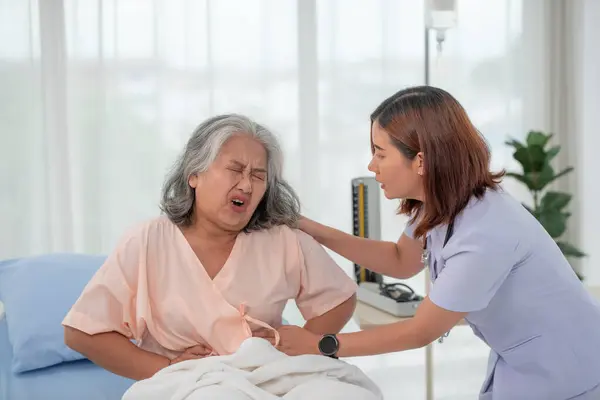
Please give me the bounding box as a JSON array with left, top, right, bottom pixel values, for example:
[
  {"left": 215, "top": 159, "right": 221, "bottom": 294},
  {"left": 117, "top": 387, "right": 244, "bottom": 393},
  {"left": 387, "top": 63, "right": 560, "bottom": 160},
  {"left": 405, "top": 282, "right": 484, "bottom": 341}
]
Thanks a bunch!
[{"left": 258, "top": 86, "right": 600, "bottom": 399}]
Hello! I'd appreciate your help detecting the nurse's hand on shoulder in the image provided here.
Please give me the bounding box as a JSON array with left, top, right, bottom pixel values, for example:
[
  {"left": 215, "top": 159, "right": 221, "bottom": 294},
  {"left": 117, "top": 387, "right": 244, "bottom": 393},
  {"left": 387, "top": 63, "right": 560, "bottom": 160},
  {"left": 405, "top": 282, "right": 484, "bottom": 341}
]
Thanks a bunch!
[
  {"left": 254, "top": 326, "right": 320, "bottom": 356},
  {"left": 296, "top": 215, "right": 310, "bottom": 231}
]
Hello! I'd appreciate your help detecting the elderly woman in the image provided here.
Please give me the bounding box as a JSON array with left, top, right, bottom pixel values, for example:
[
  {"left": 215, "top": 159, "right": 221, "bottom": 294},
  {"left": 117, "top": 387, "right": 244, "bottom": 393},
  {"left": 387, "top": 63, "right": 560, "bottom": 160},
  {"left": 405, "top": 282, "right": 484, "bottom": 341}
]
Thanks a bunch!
[{"left": 62, "top": 114, "right": 357, "bottom": 382}]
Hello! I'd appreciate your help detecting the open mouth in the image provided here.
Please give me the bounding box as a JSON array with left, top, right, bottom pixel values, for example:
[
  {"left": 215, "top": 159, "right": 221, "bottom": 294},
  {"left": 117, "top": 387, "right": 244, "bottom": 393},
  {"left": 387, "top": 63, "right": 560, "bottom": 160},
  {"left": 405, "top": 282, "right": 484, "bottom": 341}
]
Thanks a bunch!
[
  {"left": 232, "top": 199, "right": 245, "bottom": 207},
  {"left": 229, "top": 193, "right": 249, "bottom": 212}
]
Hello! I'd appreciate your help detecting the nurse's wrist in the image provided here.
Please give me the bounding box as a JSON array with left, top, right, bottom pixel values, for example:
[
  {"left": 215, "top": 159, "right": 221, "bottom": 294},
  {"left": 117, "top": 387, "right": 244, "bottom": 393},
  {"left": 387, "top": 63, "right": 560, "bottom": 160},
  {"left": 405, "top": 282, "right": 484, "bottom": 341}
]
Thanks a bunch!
[{"left": 335, "top": 335, "right": 350, "bottom": 358}]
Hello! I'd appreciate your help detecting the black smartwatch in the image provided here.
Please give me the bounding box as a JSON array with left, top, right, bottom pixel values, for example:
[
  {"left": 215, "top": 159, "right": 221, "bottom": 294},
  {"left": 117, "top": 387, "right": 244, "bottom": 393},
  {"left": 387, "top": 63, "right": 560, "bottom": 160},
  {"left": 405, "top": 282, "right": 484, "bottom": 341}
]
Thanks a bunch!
[{"left": 318, "top": 334, "right": 339, "bottom": 358}]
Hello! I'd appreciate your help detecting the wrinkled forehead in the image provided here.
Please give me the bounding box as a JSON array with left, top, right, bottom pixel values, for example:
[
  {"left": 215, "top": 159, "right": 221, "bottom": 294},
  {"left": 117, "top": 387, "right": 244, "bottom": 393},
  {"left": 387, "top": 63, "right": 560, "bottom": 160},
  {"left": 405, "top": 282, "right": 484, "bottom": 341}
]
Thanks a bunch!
[{"left": 217, "top": 133, "right": 268, "bottom": 168}]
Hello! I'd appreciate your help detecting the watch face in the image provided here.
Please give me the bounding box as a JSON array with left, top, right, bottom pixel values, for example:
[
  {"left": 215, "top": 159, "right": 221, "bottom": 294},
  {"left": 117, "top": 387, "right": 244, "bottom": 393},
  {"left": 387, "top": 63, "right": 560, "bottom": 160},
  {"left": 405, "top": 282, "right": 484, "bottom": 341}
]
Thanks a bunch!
[{"left": 319, "top": 335, "right": 338, "bottom": 355}]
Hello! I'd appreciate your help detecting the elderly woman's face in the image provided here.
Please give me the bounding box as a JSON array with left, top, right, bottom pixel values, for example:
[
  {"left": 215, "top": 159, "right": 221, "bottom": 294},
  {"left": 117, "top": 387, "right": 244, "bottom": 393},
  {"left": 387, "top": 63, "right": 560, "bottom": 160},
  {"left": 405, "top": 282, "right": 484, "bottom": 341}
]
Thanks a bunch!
[{"left": 189, "top": 134, "right": 268, "bottom": 231}]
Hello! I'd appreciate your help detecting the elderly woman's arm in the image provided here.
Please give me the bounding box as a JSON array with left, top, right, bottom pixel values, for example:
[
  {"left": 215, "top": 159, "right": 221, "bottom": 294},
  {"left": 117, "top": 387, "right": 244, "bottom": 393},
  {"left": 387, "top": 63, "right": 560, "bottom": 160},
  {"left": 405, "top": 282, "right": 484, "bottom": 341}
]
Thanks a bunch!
[
  {"left": 64, "top": 327, "right": 168, "bottom": 381},
  {"left": 61, "top": 235, "right": 167, "bottom": 380},
  {"left": 64, "top": 327, "right": 210, "bottom": 380},
  {"left": 294, "top": 230, "right": 359, "bottom": 334},
  {"left": 62, "top": 228, "right": 209, "bottom": 380},
  {"left": 303, "top": 294, "right": 357, "bottom": 334}
]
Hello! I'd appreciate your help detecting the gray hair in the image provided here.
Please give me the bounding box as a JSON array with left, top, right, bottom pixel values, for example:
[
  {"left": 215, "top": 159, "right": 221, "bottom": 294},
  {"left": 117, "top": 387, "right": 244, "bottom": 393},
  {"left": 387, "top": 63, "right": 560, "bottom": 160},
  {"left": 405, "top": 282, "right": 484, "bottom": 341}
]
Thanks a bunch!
[{"left": 160, "top": 114, "right": 301, "bottom": 231}]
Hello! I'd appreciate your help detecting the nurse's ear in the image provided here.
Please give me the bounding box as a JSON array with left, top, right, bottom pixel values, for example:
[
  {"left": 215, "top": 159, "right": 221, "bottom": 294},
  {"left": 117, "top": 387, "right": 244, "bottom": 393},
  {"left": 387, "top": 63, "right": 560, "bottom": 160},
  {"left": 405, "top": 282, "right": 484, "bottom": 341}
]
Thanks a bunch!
[{"left": 414, "top": 152, "right": 424, "bottom": 176}]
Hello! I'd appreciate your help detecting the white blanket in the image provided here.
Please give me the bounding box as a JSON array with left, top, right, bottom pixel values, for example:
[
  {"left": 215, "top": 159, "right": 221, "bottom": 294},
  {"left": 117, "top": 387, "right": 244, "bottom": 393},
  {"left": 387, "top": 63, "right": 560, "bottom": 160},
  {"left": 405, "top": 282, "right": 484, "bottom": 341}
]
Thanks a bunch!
[{"left": 123, "top": 338, "right": 383, "bottom": 400}]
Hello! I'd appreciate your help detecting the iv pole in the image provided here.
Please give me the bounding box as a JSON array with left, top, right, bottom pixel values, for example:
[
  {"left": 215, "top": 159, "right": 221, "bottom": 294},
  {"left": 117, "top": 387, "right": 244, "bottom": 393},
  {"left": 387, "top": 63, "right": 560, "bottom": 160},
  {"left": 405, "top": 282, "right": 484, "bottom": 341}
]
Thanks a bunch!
[
  {"left": 423, "top": 25, "right": 434, "bottom": 400},
  {"left": 423, "top": 25, "right": 452, "bottom": 400},
  {"left": 423, "top": 8, "right": 453, "bottom": 399}
]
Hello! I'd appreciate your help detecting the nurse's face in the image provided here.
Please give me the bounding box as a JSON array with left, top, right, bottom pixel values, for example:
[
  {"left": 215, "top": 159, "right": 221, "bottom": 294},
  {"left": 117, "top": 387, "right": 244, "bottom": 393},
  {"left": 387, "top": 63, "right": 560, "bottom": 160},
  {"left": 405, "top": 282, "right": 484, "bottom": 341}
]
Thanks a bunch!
[
  {"left": 189, "top": 134, "right": 268, "bottom": 232},
  {"left": 368, "top": 121, "right": 424, "bottom": 201}
]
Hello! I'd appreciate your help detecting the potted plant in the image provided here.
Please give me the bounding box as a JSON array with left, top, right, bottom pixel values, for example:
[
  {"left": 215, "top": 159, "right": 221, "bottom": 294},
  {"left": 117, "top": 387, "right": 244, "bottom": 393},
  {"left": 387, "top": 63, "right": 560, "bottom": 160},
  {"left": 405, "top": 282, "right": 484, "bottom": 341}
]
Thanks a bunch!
[{"left": 505, "top": 130, "right": 585, "bottom": 279}]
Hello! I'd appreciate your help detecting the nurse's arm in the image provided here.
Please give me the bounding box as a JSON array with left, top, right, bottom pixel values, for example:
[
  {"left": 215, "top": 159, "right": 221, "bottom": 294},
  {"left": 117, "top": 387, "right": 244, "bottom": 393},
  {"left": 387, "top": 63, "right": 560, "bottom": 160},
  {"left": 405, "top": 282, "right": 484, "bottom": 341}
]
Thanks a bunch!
[
  {"left": 336, "top": 298, "right": 467, "bottom": 357},
  {"left": 299, "top": 217, "right": 424, "bottom": 279},
  {"left": 303, "top": 293, "right": 357, "bottom": 334}
]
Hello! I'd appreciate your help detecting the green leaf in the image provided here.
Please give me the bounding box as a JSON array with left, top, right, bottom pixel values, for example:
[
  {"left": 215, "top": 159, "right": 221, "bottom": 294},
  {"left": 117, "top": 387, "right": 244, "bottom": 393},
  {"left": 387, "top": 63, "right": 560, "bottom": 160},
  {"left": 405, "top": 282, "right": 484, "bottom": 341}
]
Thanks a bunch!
[
  {"left": 540, "top": 191, "right": 571, "bottom": 211},
  {"left": 538, "top": 211, "right": 568, "bottom": 238},
  {"left": 506, "top": 172, "right": 536, "bottom": 191},
  {"left": 529, "top": 163, "right": 555, "bottom": 190},
  {"left": 545, "top": 166, "right": 574, "bottom": 187},
  {"left": 513, "top": 145, "right": 547, "bottom": 174},
  {"left": 513, "top": 147, "right": 533, "bottom": 173},
  {"left": 529, "top": 145, "right": 547, "bottom": 171},
  {"left": 526, "top": 131, "right": 552, "bottom": 148},
  {"left": 556, "top": 241, "right": 586, "bottom": 258},
  {"left": 505, "top": 138, "right": 525, "bottom": 150},
  {"left": 546, "top": 145, "right": 560, "bottom": 162}
]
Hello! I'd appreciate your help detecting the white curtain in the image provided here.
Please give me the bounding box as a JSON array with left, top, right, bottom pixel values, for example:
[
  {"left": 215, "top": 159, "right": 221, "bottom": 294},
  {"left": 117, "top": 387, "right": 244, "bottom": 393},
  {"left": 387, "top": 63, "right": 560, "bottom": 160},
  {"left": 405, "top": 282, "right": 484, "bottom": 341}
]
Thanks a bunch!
[
  {"left": 0, "top": 0, "right": 548, "bottom": 262},
  {"left": 1, "top": 0, "right": 303, "bottom": 256}
]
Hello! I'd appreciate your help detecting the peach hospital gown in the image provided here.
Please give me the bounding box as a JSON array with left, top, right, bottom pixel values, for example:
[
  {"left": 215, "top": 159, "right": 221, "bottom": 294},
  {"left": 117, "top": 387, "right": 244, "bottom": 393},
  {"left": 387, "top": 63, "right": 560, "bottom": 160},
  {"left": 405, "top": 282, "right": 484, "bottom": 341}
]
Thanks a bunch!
[{"left": 62, "top": 216, "right": 357, "bottom": 359}]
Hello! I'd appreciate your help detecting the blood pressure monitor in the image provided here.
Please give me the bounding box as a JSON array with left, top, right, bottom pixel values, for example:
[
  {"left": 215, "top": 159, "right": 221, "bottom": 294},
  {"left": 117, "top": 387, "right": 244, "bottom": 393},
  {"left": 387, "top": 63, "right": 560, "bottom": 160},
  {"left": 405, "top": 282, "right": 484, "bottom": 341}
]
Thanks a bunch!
[{"left": 352, "top": 177, "right": 424, "bottom": 317}]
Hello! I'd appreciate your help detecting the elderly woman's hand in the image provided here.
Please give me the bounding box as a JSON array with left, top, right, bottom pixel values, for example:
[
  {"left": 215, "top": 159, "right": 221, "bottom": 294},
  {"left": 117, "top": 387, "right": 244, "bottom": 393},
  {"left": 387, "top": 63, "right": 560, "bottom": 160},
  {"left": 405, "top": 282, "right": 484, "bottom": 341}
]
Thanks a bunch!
[
  {"left": 255, "top": 325, "right": 320, "bottom": 356},
  {"left": 168, "top": 343, "right": 214, "bottom": 365}
]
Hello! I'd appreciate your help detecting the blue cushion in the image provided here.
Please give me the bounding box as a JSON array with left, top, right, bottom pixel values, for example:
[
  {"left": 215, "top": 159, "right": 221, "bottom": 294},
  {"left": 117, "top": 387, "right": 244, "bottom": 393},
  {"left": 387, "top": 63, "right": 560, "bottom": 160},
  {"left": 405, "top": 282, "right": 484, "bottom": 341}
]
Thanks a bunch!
[{"left": 0, "top": 254, "right": 106, "bottom": 373}]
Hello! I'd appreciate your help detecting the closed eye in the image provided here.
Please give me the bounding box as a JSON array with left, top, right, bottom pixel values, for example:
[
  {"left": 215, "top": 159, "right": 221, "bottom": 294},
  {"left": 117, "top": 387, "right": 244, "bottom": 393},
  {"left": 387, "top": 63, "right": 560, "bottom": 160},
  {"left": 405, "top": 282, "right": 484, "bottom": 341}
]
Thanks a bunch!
[{"left": 228, "top": 168, "right": 265, "bottom": 181}]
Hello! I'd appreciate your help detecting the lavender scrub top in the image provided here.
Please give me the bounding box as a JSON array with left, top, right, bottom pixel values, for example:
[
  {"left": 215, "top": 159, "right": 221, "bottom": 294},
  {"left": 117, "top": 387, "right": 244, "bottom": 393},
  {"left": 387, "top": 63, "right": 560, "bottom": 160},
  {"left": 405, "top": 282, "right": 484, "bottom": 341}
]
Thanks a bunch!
[{"left": 404, "top": 188, "right": 600, "bottom": 399}]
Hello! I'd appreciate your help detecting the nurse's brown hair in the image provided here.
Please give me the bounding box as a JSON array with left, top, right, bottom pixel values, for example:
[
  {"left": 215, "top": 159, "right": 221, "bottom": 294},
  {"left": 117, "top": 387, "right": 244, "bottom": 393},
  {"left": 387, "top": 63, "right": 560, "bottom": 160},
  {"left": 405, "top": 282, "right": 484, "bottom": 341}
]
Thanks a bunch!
[{"left": 370, "top": 86, "right": 504, "bottom": 239}]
